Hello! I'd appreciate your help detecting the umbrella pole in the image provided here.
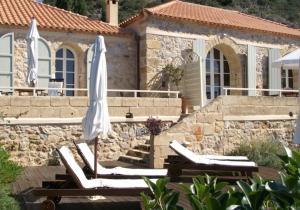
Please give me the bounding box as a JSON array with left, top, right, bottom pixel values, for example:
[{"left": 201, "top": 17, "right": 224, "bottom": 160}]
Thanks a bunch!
[{"left": 94, "top": 137, "right": 98, "bottom": 178}]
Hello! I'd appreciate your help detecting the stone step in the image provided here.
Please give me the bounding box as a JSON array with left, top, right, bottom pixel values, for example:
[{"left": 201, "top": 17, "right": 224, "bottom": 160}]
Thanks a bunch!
[
  {"left": 135, "top": 144, "right": 150, "bottom": 152},
  {"left": 118, "top": 155, "right": 148, "bottom": 167},
  {"left": 127, "top": 149, "right": 150, "bottom": 159}
]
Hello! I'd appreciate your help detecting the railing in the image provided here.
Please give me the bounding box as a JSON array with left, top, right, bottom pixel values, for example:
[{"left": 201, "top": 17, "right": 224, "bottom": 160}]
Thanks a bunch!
[
  {"left": 0, "top": 87, "right": 180, "bottom": 98},
  {"left": 223, "top": 87, "right": 299, "bottom": 97}
]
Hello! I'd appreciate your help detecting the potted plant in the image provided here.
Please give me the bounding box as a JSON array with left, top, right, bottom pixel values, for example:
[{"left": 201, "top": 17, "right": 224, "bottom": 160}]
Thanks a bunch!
[{"left": 162, "top": 64, "right": 187, "bottom": 113}]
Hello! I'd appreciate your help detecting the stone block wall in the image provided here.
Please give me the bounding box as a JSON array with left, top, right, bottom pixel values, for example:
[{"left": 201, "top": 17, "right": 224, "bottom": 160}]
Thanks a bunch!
[
  {"left": 0, "top": 96, "right": 181, "bottom": 118},
  {"left": 0, "top": 27, "right": 137, "bottom": 91},
  {"left": 151, "top": 95, "right": 298, "bottom": 168},
  {"left": 0, "top": 122, "right": 172, "bottom": 166}
]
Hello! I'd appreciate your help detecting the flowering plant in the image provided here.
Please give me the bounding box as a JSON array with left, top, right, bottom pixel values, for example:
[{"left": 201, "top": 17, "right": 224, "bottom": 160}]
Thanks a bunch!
[{"left": 145, "top": 117, "right": 162, "bottom": 136}]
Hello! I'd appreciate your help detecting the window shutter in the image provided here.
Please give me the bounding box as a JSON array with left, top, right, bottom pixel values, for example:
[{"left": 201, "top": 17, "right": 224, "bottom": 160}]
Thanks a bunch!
[
  {"left": 183, "top": 38, "right": 206, "bottom": 107},
  {"left": 38, "top": 38, "right": 51, "bottom": 88},
  {"left": 0, "top": 33, "right": 13, "bottom": 90},
  {"left": 268, "top": 48, "right": 281, "bottom": 95},
  {"left": 247, "top": 45, "right": 256, "bottom": 96}
]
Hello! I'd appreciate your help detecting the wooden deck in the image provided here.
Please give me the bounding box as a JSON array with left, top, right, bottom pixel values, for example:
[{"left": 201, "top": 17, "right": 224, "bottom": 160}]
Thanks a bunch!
[{"left": 12, "top": 162, "right": 192, "bottom": 210}]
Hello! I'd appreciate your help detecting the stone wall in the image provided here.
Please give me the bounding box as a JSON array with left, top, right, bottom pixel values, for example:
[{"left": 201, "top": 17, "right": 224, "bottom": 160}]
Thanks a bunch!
[
  {"left": 0, "top": 27, "right": 137, "bottom": 91},
  {"left": 0, "top": 96, "right": 181, "bottom": 118},
  {"left": 130, "top": 16, "right": 300, "bottom": 91},
  {"left": 151, "top": 95, "right": 298, "bottom": 168},
  {"left": 0, "top": 121, "right": 172, "bottom": 166}
]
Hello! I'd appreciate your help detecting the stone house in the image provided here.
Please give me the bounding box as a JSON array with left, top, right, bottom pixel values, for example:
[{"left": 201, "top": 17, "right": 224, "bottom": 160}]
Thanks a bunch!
[
  {"left": 0, "top": 0, "right": 138, "bottom": 95},
  {"left": 121, "top": 0, "right": 300, "bottom": 108}
]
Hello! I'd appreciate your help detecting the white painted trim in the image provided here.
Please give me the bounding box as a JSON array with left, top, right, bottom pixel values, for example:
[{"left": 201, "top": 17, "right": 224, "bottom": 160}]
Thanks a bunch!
[
  {"left": 224, "top": 115, "right": 297, "bottom": 121},
  {"left": 0, "top": 116, "right": 180, "bottom": 125}
]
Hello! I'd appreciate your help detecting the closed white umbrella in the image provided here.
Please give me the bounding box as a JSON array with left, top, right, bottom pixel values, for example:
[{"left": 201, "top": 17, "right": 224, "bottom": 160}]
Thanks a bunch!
[
  {"left": 82, "top": 36, "right": 111, "bottom": 178},
  {"left": 273, "top": 48, "right": 300, "bottom": 144},
  {"left": 26, "top": 18, "right": 40, "bottom": 86}
]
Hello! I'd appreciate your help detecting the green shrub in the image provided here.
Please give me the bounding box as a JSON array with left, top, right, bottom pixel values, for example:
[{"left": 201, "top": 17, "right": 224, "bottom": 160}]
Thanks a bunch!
[
  {"left": 227, "top": 138, "right": 285, "bottom": 169},
  {"left": 0, "top": 148, "right": 22, "bottom": 210}
]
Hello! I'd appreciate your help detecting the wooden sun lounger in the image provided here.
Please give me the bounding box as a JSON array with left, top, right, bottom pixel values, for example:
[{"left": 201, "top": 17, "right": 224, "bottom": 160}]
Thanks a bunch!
[
  {"left": 73, "top": 141, "right": 167, "bottom": 179},
  {"left": 32, "top": 147, "right": 153, "bottom": 210},
  {"left": 165, "top": 141, "right": 259, "bottom": 182}
]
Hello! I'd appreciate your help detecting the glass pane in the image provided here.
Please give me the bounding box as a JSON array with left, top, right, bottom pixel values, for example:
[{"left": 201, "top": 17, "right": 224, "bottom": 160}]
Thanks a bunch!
[
  {"left": 288, "top": 78, "right": 293, "bottom": 88},
  {"left": 214, "top": 74, "right": 220, "bottom": 86},
  {"left": 206, "top": 74, "right": 211, "bottom": 85},
  {"left": 66, "top": 60, "right": 74, "bottom": 73},
  {"left": 66, "top": 84, "right": 74, "bottom": 96},
  {"left": 281, "top": 78, "right": 286, "bottom": 88},
  {"left": 67, "top": 49, "right": 74, "bottom": 59},
  {"left": 224, "top": 74, "right": 230, "bottom": 86},
  {"left": 206, "top": 60, "right": 210, "bottom": 72},
  {"left": 38, "top": 39, "right": 50, "bottom": 58},
  {"left": 38, "top": 60, "right": 51, "bottom": 75},
  {"left": 55, "top": 72, "right": 63, "bottom": 80},
  {"left": 281, "top": 69, "right": 286, "bottom": 78},
  {"left": 55, "top": 60, "right": 63, "bottom": 72},
  {"left": 206, "top": 86, "right": 211, "bottom": 99},
  {"left": 56, "top": 49, "right": 63, "bottom": 58},
  {"left": 224, "top": 61, "right": 230, "bottom": 73},
  {"left": 214, "top": 87, "right": 221, "bottom": 97},
  {"left": 214, "top": 61, "right": 220, "bottom": 73},
  {"left": 0, "top": 34, "right": 12, "bottom": 54},
  {"left": 0, "top": 56, "right": 12, "bottom": 73},
  {"left": 66, "top": 73, "right": 74, "bottom": 85},
  {"left": 288, "top": 70, "right": 293, "bottom": 77},
  {"left": 206, "top": 51, "right": 210, "bottom": 59},
  {"left": 214, "top": 48, "right": 220, "bottom": 60}
]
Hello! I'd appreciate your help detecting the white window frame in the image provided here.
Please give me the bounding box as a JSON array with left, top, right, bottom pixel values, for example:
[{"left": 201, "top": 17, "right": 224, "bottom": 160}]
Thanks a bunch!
[
  {"left": 206, "top": 48, "right": 230, "bottom": 100},
  {"left": 0, "top": 33, "right": 14, "bottom": 91},
  {"left": 55, "top": 47, "right": 76, "bottom": 96},
  {"left": 281, "top": 69, "right": 293, "bottom": 89}
]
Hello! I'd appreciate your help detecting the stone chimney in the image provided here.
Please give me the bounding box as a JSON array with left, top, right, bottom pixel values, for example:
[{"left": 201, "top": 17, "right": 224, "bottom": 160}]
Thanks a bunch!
[{"left": 106, "top": 0, "right": 119, "bottom": 26}]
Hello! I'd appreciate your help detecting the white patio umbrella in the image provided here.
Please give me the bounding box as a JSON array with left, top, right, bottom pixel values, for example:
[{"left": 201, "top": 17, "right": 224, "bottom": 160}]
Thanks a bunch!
[
  {"left": 273, "top": 48, "right": 300, "bottom": 144},
  {"left": 82, "top": 36, "right": 111, "bottom": 178},
  {"left": 26, "top": 18, "right": 40, "bottom": 86}
]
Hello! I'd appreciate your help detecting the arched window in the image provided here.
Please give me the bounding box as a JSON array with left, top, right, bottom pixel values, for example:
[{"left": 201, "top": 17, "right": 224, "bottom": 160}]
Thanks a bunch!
[
  {"left": 205, "top": 48, "right": 230, "bottom": 100},
  {"left": 0, "top": 33, "right": 14, "bottom": 91},
  {"left": 38, "top": 38, "right": 51, "bottom": 88},
  {"left": 55, "top": 48, "right": 75, "bottom": 96}
]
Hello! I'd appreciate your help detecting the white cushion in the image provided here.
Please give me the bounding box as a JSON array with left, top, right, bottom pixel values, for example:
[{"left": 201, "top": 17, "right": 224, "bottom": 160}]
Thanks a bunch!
[
  {"left": 58, "top": 146, "right": 157, "bottom": 189},
  {"left": 170, "top": 140, "right": 256, "bottom": 167},
  {"left": 77, "top": 143, "right": 167, "bottom": 176}
]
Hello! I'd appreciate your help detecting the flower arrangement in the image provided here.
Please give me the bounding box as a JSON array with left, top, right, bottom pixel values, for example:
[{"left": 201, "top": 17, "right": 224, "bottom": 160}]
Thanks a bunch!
[{"left": 145, "top": 117, "right": 162, "bottom": 136}]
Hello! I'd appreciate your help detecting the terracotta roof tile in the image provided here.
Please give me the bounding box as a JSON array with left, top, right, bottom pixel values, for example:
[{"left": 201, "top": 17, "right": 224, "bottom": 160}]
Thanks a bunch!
[
  {"left": 121, "top": 0, "right": 300, "bottom": 39},
  {"left": 0, "top": 0, "right": 122, "bottom": 35}
]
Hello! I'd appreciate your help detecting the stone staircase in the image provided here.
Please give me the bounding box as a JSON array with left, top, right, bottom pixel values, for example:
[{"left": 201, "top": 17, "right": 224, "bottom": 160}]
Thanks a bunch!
[{"left": 118, "top": 141, "right": 151, "bottom": 167}]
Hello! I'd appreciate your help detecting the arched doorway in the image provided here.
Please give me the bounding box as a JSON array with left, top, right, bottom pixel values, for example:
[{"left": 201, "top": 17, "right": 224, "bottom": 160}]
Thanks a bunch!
[{"left": 205, "top": 48, "right": 230, "bottom": 100}]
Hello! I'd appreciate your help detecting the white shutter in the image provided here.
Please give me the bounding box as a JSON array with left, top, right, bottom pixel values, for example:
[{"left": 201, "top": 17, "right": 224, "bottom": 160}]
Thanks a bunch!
[
  {"left": 0, "top": 33, "right": 13, "bottom": 90},
  {"left": 183, "top": 38, "right": 206, "bottom": 108},
  {"left": 38, "top": 38, "right": 51, "bottom": 88},
  {"left": 247, "top": 45, "right": 256, "bottom": 96},
  {"left": 268, "top": 48, "right": 281, "bottom": 95}
]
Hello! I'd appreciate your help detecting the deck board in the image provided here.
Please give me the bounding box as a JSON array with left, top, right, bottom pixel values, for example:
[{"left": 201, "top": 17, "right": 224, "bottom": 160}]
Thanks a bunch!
[{"left": 12, "top": 163, "right": 192, "bottom": 210}]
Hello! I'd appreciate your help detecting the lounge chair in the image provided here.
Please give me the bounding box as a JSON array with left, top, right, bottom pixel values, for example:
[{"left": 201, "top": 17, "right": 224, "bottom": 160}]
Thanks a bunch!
[
  {"left": 32, "top": 146, "right": 156, "bottom": 210},
  {"left": 74, "top": 142, "right": 167, "bottom": 178},
  {"left": 165, "top": 140, "right": 258, "bottom": 182}
]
